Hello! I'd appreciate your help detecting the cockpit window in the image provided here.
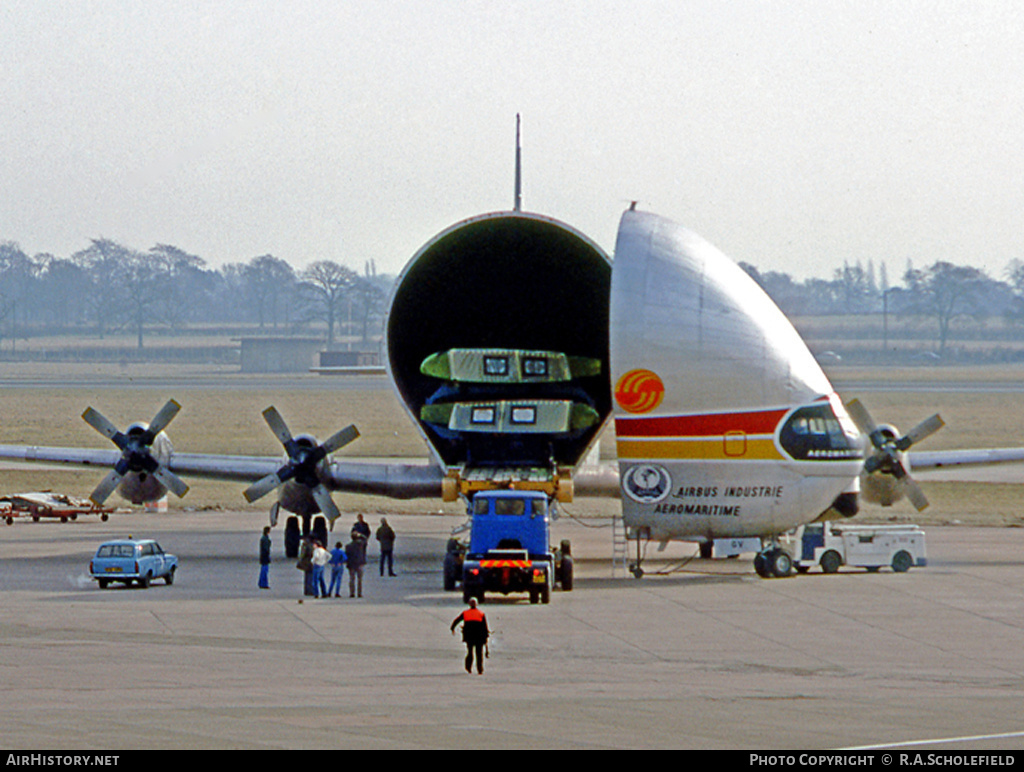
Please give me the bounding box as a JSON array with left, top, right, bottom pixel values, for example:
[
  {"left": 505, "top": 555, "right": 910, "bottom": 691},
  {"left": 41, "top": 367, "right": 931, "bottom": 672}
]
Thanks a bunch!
[{"left": 779, "top": 404, "right": 862, "bottom": 461}]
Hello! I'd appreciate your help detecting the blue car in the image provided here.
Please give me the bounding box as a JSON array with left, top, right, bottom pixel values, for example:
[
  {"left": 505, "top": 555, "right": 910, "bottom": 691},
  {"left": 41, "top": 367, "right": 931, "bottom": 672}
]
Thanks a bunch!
[{"left": 89, "top": 538, "right": 178, "bottom": 589}]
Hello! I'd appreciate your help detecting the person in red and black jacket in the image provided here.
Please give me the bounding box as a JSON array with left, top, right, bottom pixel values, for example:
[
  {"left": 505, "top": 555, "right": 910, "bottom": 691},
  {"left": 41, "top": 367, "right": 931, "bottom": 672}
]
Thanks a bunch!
[{"left": 450, "top": 597, "right": 491, "bottom": 674}]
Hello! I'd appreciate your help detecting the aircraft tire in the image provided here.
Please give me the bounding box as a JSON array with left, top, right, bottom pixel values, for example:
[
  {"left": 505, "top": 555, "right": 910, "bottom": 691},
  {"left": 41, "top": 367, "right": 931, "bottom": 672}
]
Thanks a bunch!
[
  {"left": 284, "top": 517, "right": 300, "bottom": 559},
  {"left": 753, "top": 552, "right": 767, "bottom": 578},
  {"left": 770, "top": 549, "right": 793, "bottom": 578},
  {"left": 312, "top": 516, "right": 328, "bottom": 547}
]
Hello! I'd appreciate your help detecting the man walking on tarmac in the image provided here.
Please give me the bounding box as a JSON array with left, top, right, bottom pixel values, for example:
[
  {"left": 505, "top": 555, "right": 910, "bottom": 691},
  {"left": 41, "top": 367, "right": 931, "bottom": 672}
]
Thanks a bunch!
[{"left": 450, "top": 598, "right": 490, "bottom": 674}]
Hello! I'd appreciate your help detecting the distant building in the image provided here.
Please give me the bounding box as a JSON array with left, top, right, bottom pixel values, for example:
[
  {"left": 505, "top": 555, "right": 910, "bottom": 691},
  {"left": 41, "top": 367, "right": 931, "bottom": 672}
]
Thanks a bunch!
[
  {"left": 311, "top": 349, "right": 384, "bottom": 375},
  {"left": 239, "top": 337, "right": 323, "bottom": 373},
  {"left": 318, "top": 350, "right": 380, "bottom": 368}
]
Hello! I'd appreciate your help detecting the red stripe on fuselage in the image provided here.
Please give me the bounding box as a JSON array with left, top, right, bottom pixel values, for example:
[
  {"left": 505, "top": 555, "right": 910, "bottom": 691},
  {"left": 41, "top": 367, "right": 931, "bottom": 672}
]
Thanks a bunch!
[{"left": 616, "top": 408, "right": 789, "bottom": 438}]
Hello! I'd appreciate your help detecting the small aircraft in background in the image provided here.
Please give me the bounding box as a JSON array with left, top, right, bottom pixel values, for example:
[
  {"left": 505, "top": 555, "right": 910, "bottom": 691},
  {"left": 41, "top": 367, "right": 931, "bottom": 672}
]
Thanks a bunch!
[{"left": 0, "top": 491, "right": 113, "bottom": 525}]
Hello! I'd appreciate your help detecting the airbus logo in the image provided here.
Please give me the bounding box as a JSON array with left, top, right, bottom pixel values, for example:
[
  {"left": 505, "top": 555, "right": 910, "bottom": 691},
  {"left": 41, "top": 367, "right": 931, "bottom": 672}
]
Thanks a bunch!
[{"left": 615, "top": 369, "right": 665, "bottom": 414}]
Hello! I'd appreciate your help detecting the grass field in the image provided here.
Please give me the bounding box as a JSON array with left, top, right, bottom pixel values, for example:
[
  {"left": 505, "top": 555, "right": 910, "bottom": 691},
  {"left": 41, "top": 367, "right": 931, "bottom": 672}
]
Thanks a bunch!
[{"left": 1, "top": 361, "right": 1022, "bottom": 527}]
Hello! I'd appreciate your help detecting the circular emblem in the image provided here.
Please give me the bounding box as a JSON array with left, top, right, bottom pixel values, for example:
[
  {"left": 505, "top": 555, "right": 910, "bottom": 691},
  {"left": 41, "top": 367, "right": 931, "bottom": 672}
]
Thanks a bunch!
[
  {"left": 622, "top": 464, "right": 672, "bottom": 504},
  {"left": 615, "top": 369, "right": 665, "bottom": 414}
]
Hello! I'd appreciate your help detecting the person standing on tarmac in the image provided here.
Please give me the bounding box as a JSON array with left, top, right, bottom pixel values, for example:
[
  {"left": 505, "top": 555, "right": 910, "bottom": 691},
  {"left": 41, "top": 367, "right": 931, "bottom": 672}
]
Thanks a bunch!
[
  {"left": 450, "top": 598, "right": 490, "bottom": 674},
  {"left": 297, "top": 535, "right": 315, "bottom": 597},
  {"left": 258, "top": 526, "right": 272, "bottom": 590},
  {"left": 351, "top": 514, "right": 371, "bottom": 542},
  {"left": 345, "top": 534, "right": 367, "bottom": 598},
  {"left": 376, "top": 517, "right": 396, "bottom": 577},
  {"left": 311, "top": 540, "right": 330, "bottom": 598},
  {"left": 328, "top": 541, "right": 346, "bottom": 598}
]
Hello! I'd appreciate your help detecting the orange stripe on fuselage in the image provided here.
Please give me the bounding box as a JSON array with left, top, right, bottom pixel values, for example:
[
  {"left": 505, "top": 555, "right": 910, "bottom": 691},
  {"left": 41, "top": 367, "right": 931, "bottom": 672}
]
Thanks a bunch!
[{"left": 616, "top": 437, "right": 784, "bottom": 461}]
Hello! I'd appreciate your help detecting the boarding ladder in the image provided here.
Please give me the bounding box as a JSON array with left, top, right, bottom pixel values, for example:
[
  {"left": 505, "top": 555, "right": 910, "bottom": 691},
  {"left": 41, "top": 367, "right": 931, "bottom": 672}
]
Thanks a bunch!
[{"left": 612, "top": 513, "right": 629, "bottom": 578}]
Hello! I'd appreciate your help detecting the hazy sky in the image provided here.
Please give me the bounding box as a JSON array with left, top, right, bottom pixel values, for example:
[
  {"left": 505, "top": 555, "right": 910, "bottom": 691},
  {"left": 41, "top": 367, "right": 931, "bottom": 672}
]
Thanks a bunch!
[{"left": 3, "top": 1, "right": 1023, "bottom": 281}]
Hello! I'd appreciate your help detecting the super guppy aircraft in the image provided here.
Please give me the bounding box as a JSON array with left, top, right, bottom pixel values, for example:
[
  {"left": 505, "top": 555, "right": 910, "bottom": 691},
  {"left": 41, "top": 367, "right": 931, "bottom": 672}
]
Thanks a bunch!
[{"left": 3, "top": 143, "right": 1019, "bottom": 577}]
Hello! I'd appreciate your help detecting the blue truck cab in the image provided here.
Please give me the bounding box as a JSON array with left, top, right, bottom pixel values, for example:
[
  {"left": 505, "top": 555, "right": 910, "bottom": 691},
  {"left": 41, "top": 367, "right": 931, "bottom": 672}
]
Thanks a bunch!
[{"left": 450, "top": 489, "right": 573, "bottom": 604}]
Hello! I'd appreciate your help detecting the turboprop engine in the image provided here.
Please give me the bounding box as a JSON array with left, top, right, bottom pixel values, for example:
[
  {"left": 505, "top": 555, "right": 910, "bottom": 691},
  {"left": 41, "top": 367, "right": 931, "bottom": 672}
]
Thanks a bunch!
[
  {"left": 81, "top": 399, "right": 190, "bottom": 506},
  {"left": 386, "top": 212, "right": 613, "bottom": 490},
  {"left": 846, "top": 399, "right": 944, "bottom": 510}
]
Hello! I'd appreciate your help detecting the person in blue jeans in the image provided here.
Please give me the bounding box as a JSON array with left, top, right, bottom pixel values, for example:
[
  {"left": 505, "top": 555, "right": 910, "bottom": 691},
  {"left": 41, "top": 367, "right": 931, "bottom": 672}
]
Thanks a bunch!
[
  {"left": 311, "top": 541, "right": 330, "bottom": 598},
  {"left": 258, "top": 526, "right": 272, "bottom": 589},
  {"left": 328, "top": 541, "right": 347, "bottom": 598}
]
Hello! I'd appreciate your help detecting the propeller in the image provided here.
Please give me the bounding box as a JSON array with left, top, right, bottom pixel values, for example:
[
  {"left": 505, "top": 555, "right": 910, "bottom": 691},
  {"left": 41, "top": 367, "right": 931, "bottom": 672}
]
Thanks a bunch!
[
  {"left": 81, "top": 399, "right": 190, "bottom": 505},
  {"left": 845, "top": 398, "right": 944, "bottom": 511},
  {"left": 243, "top": 406, "right": 359, "bottom": 527}
]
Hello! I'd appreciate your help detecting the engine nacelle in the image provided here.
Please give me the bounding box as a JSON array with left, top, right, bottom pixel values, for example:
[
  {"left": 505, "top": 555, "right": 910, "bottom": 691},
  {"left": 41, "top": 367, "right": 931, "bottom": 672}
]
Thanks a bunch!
[
  {"left": 858, "top": 423, "right": 909, "bottom": 507},
  {"left": 117, "top": 425, "right": 174, "bottom": 505},
  {"left": 386, "top": 212, "right": 612, "bottom": 472}
]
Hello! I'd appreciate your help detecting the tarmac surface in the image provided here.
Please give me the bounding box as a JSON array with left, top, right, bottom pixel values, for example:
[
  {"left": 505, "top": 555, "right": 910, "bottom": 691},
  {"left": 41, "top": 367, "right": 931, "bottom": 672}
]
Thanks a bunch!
[{"left": 2, "top": 508, "right": 1024, "bottom": 750}]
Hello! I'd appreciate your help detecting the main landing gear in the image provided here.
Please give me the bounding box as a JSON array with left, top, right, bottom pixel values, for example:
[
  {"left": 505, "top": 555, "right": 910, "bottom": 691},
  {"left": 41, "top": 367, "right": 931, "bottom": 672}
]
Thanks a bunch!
[
  {"left": 627, "top": 528, "right": 795, "bottom": 579},
  {"left": 754, "top": 546, "right": 793, "bottom": 578}
]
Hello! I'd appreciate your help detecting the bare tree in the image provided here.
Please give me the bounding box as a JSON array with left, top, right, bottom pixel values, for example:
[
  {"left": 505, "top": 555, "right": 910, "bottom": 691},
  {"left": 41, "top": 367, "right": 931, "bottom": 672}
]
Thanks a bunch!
[
  {"left": 300, "top": 260, "right": 357, "bottom": 346},
  {"left": 120, "top": 249, "right": 163, "bottom": 349},
  {"left": 903, "top": 261, "right": 988, "bottom": 353},
  {"left": 72, "top": 238, "right": 130, "bottom": 338},
  {"left": 244, "top": 255, "right": 296, "bottom": 330},
  {"left": 150, "top": 244, "right": 211, "bottom": 333},
  {"left": 0, "top": 241, "right": 35, "bottom": 348}
]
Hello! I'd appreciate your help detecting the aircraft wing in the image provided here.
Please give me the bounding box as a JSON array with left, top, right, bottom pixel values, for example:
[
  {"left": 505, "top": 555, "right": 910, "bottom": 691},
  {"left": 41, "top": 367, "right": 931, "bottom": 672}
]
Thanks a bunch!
[
  {"left": 170, "top": 453, "right": 450, "bottom": 499},
  {"left": 0, "top": 445, "right": 122, "bottom": 469},
  {"left": 0, "top": 441, "right": 618, "bottom": 503},
  {"left": 0, "top": 443, "right": 444, "bottom": 497},
  {"left": 910, "top": 448, "right": 1024, "bottom": 471}
]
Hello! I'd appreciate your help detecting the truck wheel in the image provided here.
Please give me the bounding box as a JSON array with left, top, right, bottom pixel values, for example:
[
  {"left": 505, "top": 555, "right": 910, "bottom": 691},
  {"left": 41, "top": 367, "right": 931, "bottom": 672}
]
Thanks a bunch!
[
  {"left": 892, "top": 550, "right": 913, "bottom": 573},
  {"left": 820, "top": 550, "right": 842, "bottom": 574},
  {"left": 541, "top": 584, "right": 551, "bottom": 604},
  {"left": 165, "top": 567, "right": 176, "bottom": 586},
  {"left": 529, "top": 589, "right": 539, "bottom": 604},
  {"left": 560, "top": 555, "right": 574, "bottom": 591},
  {"left": 443, "top": 554, "right": 458, "bottom": 591}
]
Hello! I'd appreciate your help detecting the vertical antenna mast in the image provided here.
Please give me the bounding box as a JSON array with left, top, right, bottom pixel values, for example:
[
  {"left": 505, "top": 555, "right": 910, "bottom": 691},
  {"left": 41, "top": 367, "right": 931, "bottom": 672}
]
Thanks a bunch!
[{"left": 514, "top": 114, "right": 522, "bottom": 212}]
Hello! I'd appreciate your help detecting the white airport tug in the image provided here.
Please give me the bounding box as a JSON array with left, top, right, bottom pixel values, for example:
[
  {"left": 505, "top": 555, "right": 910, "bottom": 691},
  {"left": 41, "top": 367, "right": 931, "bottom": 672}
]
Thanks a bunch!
[{"left": 781, "top": 522, "right": 927, "bottom": 574}]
